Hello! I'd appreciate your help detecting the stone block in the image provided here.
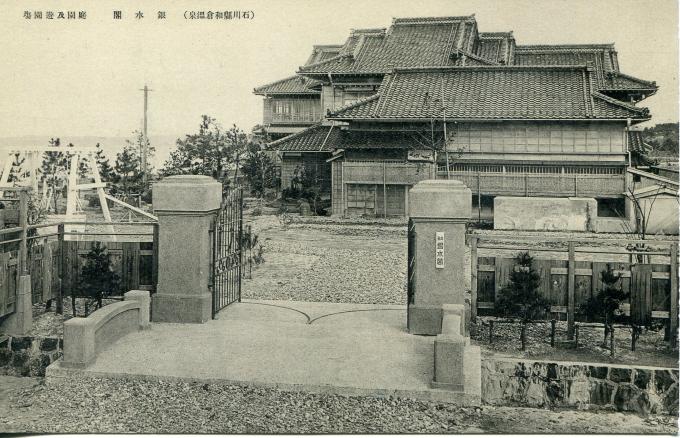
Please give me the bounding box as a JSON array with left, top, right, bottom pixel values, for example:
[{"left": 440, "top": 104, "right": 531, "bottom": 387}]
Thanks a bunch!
[
  {"left": 40, "top": 338, "right": 59, "bottom": 352},
  {"left": 589, "top": 365, "right": 609, "bottom": 379},
  {"left": 152, "top": 175, "right": 222, "bottom": 213},
  {"left": 152, "top": 292, "right": 212, "bottom": 324},
  {"left": 0, "top": 349, "right": 11, "bottom": 367},
  {"left": 589, "top": 379, "right": 616, "bottom": 405},
  {"left": 662, "top": 384, "right": 678, "bottom": 415},
  {"left": 407, "top": 305, "right": 441, "bottom": 335},
  {"left": 565, "top": 378, "right": 590, "bottom": 406},
  {"left": 441, "top": 304, "right": 467, "bottom": 337},
  {"left": 655, "top": 370, "right": 675, "bottom": 393},
  {"left": 614, "top": 383, "right": 644, "bottom": 412},
  {"left": 11, "top": 336, "right": 33, "bottom": 351},
  {"left": 408, "top": 180, "right": 471, "bottom": 220},
  {"left": 547, "top": 363, "right": 559, "bottom": 380},
  {"left": 524, "top": 377, "right": 549, "bottom": 406},
  {"left": 0, "top": 276, "right": 33, "bottom": 335},
  {"left": 124, "top": 290, "right": 151, "bottom": 329},
  {"left": 634, "top": 369, "right": 651, "bottom": 389},
  {"left": 609, "top": 367, "right": 632, "bottom": 383}
]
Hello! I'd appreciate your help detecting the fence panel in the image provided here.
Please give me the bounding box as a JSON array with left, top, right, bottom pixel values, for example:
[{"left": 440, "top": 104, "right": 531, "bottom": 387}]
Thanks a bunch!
[
  {"left": 473, "top": 237, "right": 676, "bottom": 328},
  {"left": 0, "top": 253, "right": 14, "bottom": 317}
]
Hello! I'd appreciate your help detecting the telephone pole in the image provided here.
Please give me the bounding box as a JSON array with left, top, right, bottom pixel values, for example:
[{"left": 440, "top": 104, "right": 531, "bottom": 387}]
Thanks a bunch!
[{"left": 139, "top": 84, "right": 153, "bottom": 186}]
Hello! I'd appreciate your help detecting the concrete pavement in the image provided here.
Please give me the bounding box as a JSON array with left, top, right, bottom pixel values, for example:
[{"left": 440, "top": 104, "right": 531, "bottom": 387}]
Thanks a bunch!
[{"left": 47, "top": 300, "right": 479, "bottom": 404}]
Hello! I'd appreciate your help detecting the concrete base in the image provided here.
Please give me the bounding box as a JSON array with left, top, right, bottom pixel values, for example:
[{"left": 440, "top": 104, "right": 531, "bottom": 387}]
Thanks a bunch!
[
  {"left": 433, "top": 339, "right": 481, "bottom": 398},
  {"left": 407, "top": 305, "right": 442, "bottom": 335},
  {"left": 151, "top": 293, "right": 212, "bottom": 324},
  {"left": 46, "top": 300, "right": 481, "bottom": 406}
]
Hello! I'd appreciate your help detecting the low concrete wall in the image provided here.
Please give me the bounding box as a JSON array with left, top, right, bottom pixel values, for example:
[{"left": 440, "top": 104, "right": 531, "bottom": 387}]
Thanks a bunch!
[
  {"left": 0, "top": 335, "right": 63, "bottom": 377},
  {"left": 61, "top": 290, "right": 150, "bottom": 368},
  {"left": 494, "top": 197, "right": 596, "bottom": 232},
  {"left": 482, "top": 358, "right": 678, "bottom": 415}
]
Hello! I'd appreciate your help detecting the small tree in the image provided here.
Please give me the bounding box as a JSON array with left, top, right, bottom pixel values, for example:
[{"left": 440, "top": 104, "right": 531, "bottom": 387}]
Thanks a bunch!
[
  {"left": 242, "top": 146, "right": 278, "bottom": 198},
  {"left": 94, "top": 143, "right": 116, "bottom": 182},
  {"left": 41, "top": 138, "right": 69, "bottom": 213},
  {"left": 495, "top": 252, "right": 549, "bottom": 350},
  {"left": 580, "top": 264, "right": 630, "bottom": 349},
  {"left": 75, "top": 242, "right": 120, "bottom": 316},
  {"left": 113, "top": 144, "right": 143, "bottom": 197}
]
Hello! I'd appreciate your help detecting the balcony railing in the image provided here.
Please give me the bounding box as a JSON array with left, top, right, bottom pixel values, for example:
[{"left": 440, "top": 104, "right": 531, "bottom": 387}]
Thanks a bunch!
[
  {"left": 269, "top": 112, "right": 322, "bottom": 124},
  {"left": 441, "top": 171, "right": 626, "bottom": 197}
]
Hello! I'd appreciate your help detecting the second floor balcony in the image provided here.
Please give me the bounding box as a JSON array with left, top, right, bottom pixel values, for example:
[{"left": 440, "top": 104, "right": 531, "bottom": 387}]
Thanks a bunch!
[{"left": 264, "top": 97, "right": 323, "bottom": 126}]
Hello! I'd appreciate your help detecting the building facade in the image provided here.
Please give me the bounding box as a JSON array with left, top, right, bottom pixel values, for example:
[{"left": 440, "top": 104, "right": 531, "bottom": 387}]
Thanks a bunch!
[{"left": 254, "top": 15, "right": 667, "bottom": 229}]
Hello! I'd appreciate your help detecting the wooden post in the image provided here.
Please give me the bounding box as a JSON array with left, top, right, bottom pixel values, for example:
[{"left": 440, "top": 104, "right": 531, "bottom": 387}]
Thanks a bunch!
[
  {"left": 567, "top": 241, "right": 576, "bottom": 339},
  {"left": 610, "top": 325, "right": 615, "bottom": 357},
  {"left": 383, "top": 161, "right": 387, "bottom": 219},
  {"left": 470, "top": 235, "right": 478, "bottom": 321},
  {"left": 477, "top": 173, "right": 481, "bottom": 222},
  {"left": 19, "top": 189, "right": 28, "bottom": 276},
  {"left": 56, "top": 223, "right": 64, "bottom": 314},
  {"left": 489, "top": 320, "right": 494, "bottom": 344},
  {"left": 152, "top": 222, "right": 160, "bottom": 293},
  {"left": 670, "top": 242, "right": 678, "bottom": 345}
]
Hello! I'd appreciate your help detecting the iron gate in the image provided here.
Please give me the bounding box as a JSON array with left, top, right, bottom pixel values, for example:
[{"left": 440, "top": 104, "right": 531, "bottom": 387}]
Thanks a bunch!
[{"left": 209, "top": 186, "right": 243, "bottom": 318}]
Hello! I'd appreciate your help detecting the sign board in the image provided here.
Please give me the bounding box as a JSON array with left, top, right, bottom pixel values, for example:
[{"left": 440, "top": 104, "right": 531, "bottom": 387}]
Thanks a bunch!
[
  {"left": 435, "top": 232, "right": 445, "bottom": 269},
  {"left": 407, "top": 149, "right": 434, "bottom": 162}
]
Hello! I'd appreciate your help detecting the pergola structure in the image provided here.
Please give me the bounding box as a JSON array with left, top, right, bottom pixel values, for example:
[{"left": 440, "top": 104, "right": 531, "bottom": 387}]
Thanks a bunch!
[{"left": 0, "top": 146, "right": 157, "bottom": 223}]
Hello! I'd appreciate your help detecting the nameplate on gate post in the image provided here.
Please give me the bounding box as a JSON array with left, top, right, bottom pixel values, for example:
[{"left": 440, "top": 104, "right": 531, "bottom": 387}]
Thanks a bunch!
[{"left": 435, "top": 232, "right": 445, "bottom": 269}]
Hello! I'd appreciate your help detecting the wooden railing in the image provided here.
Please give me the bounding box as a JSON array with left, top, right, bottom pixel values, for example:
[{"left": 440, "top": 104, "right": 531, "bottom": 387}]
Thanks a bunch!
[
  {"left": 269, "top": 112, "right": 322, "bottom": 124},
  {"left": 443, "top": 171, "right": 626, "bottom": 197}
]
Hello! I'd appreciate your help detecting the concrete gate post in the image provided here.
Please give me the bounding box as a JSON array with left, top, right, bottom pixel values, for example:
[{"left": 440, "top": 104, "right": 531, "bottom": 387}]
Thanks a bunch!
[
  {"left": 407, "top": 179, "right": 471, "bottom": 335},
  {"left": 407, "top": 179, "right": 481, "bottom": 401},
  {"left": 151, "top": 175, "right": 222, "bottom": 323}
]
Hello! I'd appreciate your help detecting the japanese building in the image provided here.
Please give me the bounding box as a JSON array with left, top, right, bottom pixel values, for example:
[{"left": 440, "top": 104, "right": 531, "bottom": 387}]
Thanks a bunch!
[{"left": 253, "top": 15, "right": 671, "bottom": 230}]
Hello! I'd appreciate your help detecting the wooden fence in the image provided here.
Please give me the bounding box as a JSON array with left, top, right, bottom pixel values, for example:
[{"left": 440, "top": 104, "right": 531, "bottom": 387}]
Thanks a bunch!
[
  {"left": 469, "top": 234, "right": 679, "bottom": 340},
  {"left": 0, "top": 219, "right": 157, "bottom": 319}
]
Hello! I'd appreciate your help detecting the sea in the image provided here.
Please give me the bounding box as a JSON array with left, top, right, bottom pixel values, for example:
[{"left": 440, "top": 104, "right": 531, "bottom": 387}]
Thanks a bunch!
[{"left": 0, "top": 135, "right": 181, "bottom": 171}]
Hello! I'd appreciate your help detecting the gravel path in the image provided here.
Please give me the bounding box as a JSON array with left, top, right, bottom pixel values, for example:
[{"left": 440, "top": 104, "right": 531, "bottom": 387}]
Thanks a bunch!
[
  {"left": 242, "top": 215, "right": 406, "bottom": 304},
  {"left": 1, "top": 376, "right": 676, "bottom": 434}
]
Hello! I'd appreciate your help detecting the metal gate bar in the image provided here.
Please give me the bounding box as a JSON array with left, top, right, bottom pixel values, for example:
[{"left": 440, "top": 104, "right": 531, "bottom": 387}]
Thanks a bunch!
[{"left": 210, "top": 186, "right": 243, "bottom": 318}]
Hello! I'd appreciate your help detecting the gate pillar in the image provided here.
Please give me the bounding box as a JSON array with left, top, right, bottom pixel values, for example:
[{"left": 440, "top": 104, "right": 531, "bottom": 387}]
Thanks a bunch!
[
  {"left": 151, "top": 175, "right": 221, "bottom": 323},
  {"left": 407, "top": 179, "right": 471, "bottom": 335}
]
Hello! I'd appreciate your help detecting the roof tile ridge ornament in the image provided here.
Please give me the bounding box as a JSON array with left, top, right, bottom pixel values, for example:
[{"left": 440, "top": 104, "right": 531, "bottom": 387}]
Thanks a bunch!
[
  {"left": 515, "top": 43, "right": 616, "bottom": 52},
  {"left": 452, "top": 48, "right": 500, "bottom": 65},
  {"left": 391, "top": 64, "right": 590, "bottom": 74},
  {"left": 392, "top": 15, "right": 476, "bottom": 26},
  {"left": 266, "top": 123, "right": 325, "bottom": 148}
]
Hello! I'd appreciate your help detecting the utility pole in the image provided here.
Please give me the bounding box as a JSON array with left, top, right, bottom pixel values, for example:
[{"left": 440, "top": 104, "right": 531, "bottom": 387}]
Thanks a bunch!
[{"left": 139, "top": 84, "right": 153, "bottom": 187}]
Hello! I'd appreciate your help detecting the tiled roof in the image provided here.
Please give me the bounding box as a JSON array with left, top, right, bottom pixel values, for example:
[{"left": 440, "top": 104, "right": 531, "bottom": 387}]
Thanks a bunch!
[
  {"left": 514, "top": 44, "right": 620, "bottom": 88},
  {"left": 477, "top": 32, "right": 515, "bottom": 64},
  {"left": 267, "top": 124, "right": 341, "bottom": 152},
  {"left": 253, "top": 75, "right": 321, "bottom": 95},
  {"left": 627, "top": 130, "right": 650, "bottom": 153},
  {"left": 305, "top": 45, "right": 344, "bottom": 65},
  {"left": 602, "top": 71, "right": 657, "bottom": 91},
  {"left": 330, "top": 66, "right": 650, "bottom": 121},
  {"left": 299, "top": 16, "right": 478, "bottom": 74},
  {"left": 267, "top": 124, "right": 418, "bottom": 152}
]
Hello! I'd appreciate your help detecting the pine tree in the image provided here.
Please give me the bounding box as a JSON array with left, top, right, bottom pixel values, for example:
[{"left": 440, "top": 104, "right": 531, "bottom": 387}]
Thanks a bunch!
[
  {"left": 75, "top": 242, "right": 120, "bottom": 316},
  {"left": 7, "top": 152, "right": 26, "bottom": 183},
  {"left": 580, "top": 264, "right": 630, "bottom": 346},
  {"left": 94, "top": 143, "right": 116, "bottom": 183},
  {"left": 114, "top": 143, "right": 142, "bottom": 197},
  {"left": 40, "top": 137, "right": 68, "bottom": 213},
  {"left": 495, "top": 252, "right": 549, "bottom": 350},
  {"left": 242, "top": 144, "right": 278, "bottom": 197}
]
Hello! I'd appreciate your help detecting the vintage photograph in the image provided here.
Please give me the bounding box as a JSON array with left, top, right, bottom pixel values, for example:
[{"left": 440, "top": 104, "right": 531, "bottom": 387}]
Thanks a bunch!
[{"left": 0, "top": 0, "right": 678, "bottom": 434}]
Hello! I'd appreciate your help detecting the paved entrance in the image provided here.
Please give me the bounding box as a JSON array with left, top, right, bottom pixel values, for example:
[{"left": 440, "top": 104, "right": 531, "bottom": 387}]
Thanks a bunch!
[{"left": 47, "top": 300, "right": 464, "bottom": 402}]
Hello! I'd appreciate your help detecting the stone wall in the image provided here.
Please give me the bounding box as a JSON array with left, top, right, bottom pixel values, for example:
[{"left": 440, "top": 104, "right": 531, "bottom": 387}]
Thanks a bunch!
[
  {"left": 482, "top": 358, "right": 678, "bottom": 416},
  {"left": 494, "top": 196, "right": 596, "bottom": 231},
  {"left": 0, "top": 335, "right": 63, "bottom": 377}
]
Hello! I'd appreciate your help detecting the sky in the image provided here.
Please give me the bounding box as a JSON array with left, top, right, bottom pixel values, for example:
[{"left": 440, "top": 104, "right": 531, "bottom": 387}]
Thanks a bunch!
[{"left": 0, "top": 0, "right": 678, "bottom": 141}]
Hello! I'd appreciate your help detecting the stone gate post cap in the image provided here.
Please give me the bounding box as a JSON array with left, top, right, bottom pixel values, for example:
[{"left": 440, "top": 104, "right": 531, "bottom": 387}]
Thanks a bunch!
[
  {"left": 153, "top": 175, "right": 222, "bottom": 213},
  {"left": 408, "top": 179, "right": 471, "bottom": 220}
]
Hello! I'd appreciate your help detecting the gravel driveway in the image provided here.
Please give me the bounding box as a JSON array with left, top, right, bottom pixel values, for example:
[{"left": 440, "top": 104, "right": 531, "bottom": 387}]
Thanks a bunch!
[{"left": 1, "top": 376, "right": 676, "bottom": 434}]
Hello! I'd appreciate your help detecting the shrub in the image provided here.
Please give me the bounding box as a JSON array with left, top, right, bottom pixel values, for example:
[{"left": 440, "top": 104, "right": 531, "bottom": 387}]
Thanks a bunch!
[{"left": 495, "top": 252, "right": 549, "bottom": 350}]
